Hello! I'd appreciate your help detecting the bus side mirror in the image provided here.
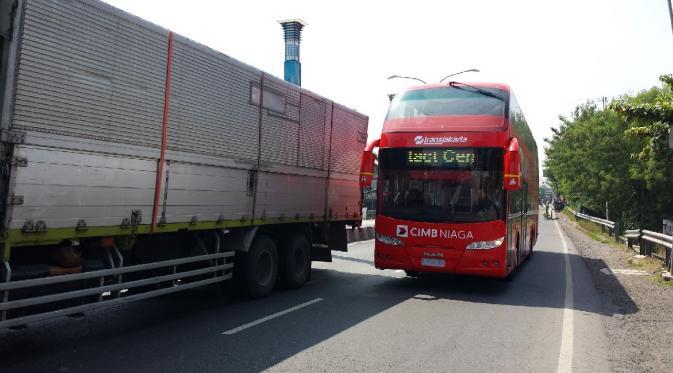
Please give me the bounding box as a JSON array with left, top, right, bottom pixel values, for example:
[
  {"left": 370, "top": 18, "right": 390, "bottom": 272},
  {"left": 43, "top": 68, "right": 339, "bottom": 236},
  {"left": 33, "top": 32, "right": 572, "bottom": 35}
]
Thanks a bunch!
[
  {"left": 360, "top": 139, "right": 380, "bottom": 188},
  {"left": 504, "top": 138, "right": 521, "bottom": 191}
]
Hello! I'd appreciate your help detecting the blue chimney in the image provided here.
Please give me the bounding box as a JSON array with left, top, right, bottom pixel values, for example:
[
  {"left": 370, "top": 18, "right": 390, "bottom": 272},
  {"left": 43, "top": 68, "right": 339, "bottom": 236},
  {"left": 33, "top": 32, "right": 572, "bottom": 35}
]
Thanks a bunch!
[{"left": 279, "top": 19, "right": 306, "bottom": 86}]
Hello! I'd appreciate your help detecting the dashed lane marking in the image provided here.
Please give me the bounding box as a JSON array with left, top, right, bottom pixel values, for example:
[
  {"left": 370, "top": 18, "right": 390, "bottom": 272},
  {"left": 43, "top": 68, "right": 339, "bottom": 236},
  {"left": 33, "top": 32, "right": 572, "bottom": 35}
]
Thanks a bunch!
[
  {"left": 348, "top": 239, "right": 374, "bottom": 246},
  {"left": 222, "top": 298, "right": 323, "bottom": 335}
]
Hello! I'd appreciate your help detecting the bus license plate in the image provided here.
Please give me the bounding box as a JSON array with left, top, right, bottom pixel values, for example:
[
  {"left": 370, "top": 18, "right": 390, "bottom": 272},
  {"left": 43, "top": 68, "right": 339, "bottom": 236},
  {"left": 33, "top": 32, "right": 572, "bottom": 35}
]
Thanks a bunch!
[{"left": 421, "top": 258, "right": 445, "bottom": 268}]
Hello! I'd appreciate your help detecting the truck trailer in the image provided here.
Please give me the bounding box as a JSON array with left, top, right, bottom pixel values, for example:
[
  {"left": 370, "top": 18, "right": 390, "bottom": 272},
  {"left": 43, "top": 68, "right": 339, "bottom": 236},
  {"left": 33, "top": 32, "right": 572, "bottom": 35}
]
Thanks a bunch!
[{"left": 0, "top": 0, "right": 368, "bottom": 328}]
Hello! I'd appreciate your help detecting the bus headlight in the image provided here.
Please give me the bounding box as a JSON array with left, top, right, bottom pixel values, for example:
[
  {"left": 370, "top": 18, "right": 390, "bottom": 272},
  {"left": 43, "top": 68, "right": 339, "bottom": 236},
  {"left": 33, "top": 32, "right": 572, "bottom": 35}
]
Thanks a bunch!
[
  {"left": 376, "top": 234, "right": 403, "bottom": 246},
  {"left": 466, "top": 237, "right": 504, "bottom": 250}
]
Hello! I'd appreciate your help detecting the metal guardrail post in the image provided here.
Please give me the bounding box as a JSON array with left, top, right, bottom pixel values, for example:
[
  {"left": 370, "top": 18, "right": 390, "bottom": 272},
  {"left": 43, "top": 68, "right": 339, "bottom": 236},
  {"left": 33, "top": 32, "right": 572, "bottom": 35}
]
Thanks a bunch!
[
  {"left": 669, "top": 234, "right": 673, "bottom": 273},
  {"left": 638, "top": 229, "right": 647, "bottom": 256},
  {"left": 614, "top": 221, "right": 620, "bottom": 243},
  {"left": 1, "top": 261, "right": 10, "bottom": 322}
]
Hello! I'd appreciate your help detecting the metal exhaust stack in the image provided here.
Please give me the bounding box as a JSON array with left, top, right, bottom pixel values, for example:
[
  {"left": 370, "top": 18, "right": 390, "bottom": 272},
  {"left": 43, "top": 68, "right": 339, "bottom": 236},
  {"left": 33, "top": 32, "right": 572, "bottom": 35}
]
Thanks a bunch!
[{"left": 279, "top": 19, "right": 306, "bottom": 86}]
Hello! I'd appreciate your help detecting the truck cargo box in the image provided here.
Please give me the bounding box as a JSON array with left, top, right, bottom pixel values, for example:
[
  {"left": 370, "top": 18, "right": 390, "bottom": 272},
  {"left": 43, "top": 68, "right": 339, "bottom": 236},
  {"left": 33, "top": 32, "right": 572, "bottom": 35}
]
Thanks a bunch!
[{"left": 0, "top": 0, "right": 368, "bottom": 246}]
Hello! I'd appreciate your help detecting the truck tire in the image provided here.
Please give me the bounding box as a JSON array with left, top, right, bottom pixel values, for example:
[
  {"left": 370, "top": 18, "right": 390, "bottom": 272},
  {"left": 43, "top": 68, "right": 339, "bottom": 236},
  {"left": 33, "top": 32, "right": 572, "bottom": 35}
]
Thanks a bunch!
[
  {"left": 236, "top": 235, "right": 278, "bottom": 299},
  {"left": 280, "top": 233, "right": 311, "bottom": 289}
]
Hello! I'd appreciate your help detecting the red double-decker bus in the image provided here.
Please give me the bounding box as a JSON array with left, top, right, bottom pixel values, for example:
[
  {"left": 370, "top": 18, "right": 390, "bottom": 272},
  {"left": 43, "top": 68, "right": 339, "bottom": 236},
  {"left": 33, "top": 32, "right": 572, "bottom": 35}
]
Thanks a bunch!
[{"left": 360, "top": 82, "right": 538, "bottom": 278}]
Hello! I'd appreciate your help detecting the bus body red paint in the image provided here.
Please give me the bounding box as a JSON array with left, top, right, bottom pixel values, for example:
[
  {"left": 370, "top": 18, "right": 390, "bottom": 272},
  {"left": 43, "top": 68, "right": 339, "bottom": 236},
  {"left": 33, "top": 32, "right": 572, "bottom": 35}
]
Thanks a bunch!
[{"left": 362, "top": 82, "right": 539, "bottom": 278}]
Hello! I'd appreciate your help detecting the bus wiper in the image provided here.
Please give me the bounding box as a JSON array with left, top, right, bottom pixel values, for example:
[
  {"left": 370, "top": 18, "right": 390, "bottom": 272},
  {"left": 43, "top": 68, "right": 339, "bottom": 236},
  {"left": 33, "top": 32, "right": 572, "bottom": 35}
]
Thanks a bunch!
[{"left": 448, "top": 81, "right": 504, "bottom": 101}]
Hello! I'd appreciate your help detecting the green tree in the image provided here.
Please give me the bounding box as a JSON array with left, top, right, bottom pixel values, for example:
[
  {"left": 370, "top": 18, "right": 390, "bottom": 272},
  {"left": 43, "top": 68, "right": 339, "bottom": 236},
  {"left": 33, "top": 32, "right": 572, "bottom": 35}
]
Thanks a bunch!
[
  {"left": 609, "top": 74, "right": 673, "bottom": 228},
  {"left": 544, "top": 104, "right": 639, "bottom": 225},
  {"left": 610, "top": 74, "right": 673, "bottom": 160},
  {"left": 545, "top": 76, "right": 673, "bottom": 230}
]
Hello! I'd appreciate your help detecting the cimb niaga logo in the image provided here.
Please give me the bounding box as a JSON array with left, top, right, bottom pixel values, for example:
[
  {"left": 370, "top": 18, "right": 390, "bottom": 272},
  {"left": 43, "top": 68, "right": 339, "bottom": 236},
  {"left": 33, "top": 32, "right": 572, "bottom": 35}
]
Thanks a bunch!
[
  {"left": 396, "top": 225, "right": 474, "bottom": 240},
  {"left": 414, "top": 135, "right": 468, "bottom": 145}
]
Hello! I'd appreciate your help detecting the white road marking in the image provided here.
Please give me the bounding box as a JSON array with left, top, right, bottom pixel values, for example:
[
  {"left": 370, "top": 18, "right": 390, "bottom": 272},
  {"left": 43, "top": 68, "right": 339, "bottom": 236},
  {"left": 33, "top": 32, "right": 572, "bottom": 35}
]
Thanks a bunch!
[
  {"left": 600, "top": 268, "right": 649, "bottom": 276},
  {"left": 555, "top": 220, "right": 574, "bottom": 373},
  {"left": 348, "top": 239, "right": 374, "bottom": 246},
  {"left": 222, "top": 298, "right": 323, "bottom": 335}
]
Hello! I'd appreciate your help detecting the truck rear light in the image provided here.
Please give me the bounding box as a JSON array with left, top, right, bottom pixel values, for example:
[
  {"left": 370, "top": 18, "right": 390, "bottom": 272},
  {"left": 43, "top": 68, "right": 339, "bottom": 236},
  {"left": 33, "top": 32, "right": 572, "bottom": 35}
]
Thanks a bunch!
[{"left": 465, "top": 237, "right": 504, "bottom": 250}]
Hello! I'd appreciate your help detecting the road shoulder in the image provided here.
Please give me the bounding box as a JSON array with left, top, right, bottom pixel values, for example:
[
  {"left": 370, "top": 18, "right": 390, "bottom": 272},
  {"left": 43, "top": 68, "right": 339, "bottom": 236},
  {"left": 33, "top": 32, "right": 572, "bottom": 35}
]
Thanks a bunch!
[{"left": 557, "top": 214, "right": 673, "bottom": 373}]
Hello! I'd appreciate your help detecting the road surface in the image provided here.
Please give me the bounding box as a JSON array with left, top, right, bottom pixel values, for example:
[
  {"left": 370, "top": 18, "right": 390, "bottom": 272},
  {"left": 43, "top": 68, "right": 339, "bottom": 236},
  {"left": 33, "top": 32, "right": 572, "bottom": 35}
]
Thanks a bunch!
[{"left": 0, "top": 217, "right": 613, "bottom": 372}]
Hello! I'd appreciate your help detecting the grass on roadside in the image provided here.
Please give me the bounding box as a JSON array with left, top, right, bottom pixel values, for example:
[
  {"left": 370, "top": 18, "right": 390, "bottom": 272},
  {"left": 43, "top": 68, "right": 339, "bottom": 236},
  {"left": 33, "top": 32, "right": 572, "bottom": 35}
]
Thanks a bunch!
[
  {"left": 563, "top": 211, "right": 621, "bottom": 248},
  {"left": 562, "top": 210, "right": 673, "bottom": 287}
]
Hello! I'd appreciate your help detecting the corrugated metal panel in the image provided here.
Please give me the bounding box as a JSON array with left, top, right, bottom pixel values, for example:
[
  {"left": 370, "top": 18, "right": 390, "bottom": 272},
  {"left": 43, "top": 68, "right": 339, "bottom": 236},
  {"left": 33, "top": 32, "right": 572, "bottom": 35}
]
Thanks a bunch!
[
  {"left": 323, "top": 102, "right": 333, "bottom": 171},
  {"left": 12, "top": 0, "right": 169, "bottom": 148},
  {"left": 162, "top": 162, "right": 253, "bottom": 223},
  {"left": 298, "top": 93, "right": 326, "bottom": 169},
  {"left": 327, "top": 174, "right": 361, "bottom": 220},
  {"left": 254, "top": 172, "right": 326, "bottom": 220},
  {"left": 167, "top": 35, "right": 261, "bottom": 161},
  {"left": 260, "top": 75, "right": 300, "bottom": 166},
  {"left": 9, "top": 145, "right": 156, "bottom": 229},
  {"left": 330, "top": 105, "right": 368, "bottom": 174},
  {"left": 3, "top": 0, "right": 369, "bottom": 231}
]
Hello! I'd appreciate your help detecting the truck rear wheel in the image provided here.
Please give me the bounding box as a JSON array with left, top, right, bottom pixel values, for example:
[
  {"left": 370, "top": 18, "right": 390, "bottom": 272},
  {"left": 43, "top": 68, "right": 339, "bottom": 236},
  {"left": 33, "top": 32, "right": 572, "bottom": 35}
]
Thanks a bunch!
[
  {"left": 280, "top": 233, "right": 311, "bottom": 289},
  {"left": 236, "top": 235, "right": 278, "bottom": 299}
]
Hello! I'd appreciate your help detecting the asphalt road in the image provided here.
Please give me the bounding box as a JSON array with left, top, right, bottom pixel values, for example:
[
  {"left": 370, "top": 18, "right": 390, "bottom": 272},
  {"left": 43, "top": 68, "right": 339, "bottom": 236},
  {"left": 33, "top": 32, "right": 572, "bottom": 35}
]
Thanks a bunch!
[{"left": 0, "top": 217, "right": 613, "bottom": 372}]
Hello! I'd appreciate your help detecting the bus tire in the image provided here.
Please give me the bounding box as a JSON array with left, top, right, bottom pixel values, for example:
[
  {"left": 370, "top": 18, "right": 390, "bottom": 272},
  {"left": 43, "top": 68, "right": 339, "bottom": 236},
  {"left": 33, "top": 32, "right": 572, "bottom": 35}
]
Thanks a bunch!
[
  {"left": 503, "top": 238, "right": 520, "bottom": 282},
  {"left": 235, "top": 235, "right": 278, "bottom": 299},
  {"left": 280, "top": 233, "right": 311, "bottom": 289}
]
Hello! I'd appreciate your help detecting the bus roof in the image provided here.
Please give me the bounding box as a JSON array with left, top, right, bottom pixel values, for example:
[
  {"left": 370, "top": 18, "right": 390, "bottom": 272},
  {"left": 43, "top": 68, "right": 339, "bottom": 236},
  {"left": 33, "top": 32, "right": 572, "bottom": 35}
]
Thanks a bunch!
[{"left": 402, "top": 82, "right": 512, "bottom": 93}]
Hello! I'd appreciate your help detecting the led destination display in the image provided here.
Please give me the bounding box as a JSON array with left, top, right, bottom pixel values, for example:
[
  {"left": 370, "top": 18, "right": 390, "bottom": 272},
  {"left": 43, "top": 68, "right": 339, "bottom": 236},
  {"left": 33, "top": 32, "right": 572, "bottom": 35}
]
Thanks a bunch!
[{"left": 406, "top": 149, "right": 475, "bottom": 167}]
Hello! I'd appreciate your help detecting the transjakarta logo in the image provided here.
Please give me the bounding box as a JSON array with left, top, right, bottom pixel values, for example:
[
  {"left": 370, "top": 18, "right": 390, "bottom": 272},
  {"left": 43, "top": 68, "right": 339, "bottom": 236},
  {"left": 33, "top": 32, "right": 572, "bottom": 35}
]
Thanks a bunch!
[
  {"left": 396, "top": 225, "right": 474, "bottom": 240},
  {"left": 414, "top": 135, "right": 468, "bottom": 145}
]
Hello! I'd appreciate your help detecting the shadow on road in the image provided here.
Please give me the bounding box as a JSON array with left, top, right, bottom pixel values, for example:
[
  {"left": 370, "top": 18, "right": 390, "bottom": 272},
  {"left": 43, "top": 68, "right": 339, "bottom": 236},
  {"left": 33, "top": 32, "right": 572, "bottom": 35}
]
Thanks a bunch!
[
  {"left": 0, "top": 248, "right": 636, "bottom": 372},
  {"left": 364, "top": 250, "right": 637, "bottom": 317}
]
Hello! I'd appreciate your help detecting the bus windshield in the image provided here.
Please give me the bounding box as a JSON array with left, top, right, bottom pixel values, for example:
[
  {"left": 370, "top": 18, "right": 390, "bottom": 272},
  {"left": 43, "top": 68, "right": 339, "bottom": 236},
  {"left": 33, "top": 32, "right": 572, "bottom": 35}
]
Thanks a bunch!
[
  {"left": 386, "top": 86, "right": 507, "bottom": 120},
  {"left": 377, "top": 148, "right": 505, "bottom": 223}
]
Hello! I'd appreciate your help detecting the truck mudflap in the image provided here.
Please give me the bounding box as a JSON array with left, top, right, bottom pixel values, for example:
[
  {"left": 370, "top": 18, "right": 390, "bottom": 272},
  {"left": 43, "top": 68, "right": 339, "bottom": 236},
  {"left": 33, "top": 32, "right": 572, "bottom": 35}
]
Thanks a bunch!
[
  {"left": 0, "top": 248, "right": 233, "bottom": 329},
  {"left": 328, "top": 221, "right": 348, "bottom": 252}
]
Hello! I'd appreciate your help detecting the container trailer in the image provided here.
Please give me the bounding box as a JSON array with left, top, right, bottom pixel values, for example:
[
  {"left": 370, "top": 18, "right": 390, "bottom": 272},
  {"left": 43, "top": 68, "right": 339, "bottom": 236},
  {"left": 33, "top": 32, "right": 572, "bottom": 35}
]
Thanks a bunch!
[{"left": 0, "top": 0, "right": 368, "bottom": 328}]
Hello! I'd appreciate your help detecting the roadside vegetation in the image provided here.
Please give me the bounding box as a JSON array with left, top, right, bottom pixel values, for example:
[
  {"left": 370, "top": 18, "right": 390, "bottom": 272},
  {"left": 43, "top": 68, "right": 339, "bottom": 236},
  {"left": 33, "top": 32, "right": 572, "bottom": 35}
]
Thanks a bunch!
[
  {"left": 544, "top": 75, "right": 673, "bottom": 230},
  {"left": 561, "top": 210, "right": 673, "bottom": 287}
]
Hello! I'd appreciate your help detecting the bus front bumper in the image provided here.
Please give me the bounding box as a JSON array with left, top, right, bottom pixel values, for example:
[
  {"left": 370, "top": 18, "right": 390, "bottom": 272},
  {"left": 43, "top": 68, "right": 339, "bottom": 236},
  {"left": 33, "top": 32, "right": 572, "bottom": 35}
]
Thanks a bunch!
[{"left": 374, "top": 243, "right": 509, "bottom": 278}]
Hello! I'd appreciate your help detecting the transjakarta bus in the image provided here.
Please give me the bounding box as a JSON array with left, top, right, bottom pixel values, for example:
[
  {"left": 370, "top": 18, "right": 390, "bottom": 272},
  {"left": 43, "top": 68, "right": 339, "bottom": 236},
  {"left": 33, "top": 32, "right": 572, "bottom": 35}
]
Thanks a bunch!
[{"left": 360, "top": 82, "right": 538, "bottom": 278}]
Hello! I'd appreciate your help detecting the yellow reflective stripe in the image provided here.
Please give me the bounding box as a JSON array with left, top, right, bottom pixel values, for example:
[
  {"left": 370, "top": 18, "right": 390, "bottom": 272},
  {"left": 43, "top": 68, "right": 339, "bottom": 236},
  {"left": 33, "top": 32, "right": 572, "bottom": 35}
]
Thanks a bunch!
[
  {"left": 504, "top": 174, "right": 521, "bottom": 178},
  {"left": 360, "top": 172, "right": 373, "bottom": 176}
]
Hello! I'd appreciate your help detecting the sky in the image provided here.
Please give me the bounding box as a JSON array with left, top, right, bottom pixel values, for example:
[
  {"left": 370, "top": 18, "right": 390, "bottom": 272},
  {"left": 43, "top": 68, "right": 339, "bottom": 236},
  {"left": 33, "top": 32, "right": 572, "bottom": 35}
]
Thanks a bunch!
[{"left": 103, "top": 0, "right": 673, "bottom": 176}]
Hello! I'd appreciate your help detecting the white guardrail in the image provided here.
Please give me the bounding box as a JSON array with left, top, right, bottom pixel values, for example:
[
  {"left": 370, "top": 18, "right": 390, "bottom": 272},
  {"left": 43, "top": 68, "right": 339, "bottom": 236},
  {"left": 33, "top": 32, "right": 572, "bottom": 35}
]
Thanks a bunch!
[{"left": 567, "top": 208, "right": 673, "bottom": 272}]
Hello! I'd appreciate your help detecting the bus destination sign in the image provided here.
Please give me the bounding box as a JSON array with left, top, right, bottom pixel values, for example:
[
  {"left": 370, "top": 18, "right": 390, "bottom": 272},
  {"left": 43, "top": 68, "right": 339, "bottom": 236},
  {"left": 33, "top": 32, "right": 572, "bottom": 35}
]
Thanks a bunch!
[{"left": 406, "top": 149, "right": 475, "bottom": 167}]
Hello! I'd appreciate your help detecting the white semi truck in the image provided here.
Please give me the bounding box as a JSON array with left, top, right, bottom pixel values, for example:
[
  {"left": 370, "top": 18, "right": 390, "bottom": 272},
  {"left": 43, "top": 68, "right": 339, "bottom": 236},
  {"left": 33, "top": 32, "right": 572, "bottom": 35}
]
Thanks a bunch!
[{"left": 0, "top": 0, "right": 368, "bottom": 328}]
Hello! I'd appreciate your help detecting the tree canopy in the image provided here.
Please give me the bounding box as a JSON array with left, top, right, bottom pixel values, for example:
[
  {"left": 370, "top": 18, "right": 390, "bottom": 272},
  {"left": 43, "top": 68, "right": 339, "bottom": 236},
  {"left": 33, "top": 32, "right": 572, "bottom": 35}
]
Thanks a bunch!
[{"left": 544, "top": 75, "right": 673, "bottom": 230}]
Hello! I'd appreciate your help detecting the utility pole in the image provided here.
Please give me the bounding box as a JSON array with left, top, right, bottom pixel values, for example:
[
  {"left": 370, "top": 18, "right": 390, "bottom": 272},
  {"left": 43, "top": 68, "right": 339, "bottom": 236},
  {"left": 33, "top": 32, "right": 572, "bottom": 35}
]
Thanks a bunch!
[
  {"left": 669, "top": 1, "right": 673, "bottom": 151},
  {"left": 668, "top": 0, "right": 673, "bottom": 38}
]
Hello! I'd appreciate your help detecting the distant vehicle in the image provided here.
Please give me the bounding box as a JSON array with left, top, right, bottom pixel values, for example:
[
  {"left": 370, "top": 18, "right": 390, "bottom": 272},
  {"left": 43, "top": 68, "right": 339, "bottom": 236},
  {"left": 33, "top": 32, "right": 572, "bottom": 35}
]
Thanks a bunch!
[
  {"left": 554, "top": 200, "right": 565, "bottom": 212},
  {"left": 0, "top": 0, "right": 367, "bottom": 328},
  {"left": 361, "top": 82, "right": 539, "bottom": 278}
]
